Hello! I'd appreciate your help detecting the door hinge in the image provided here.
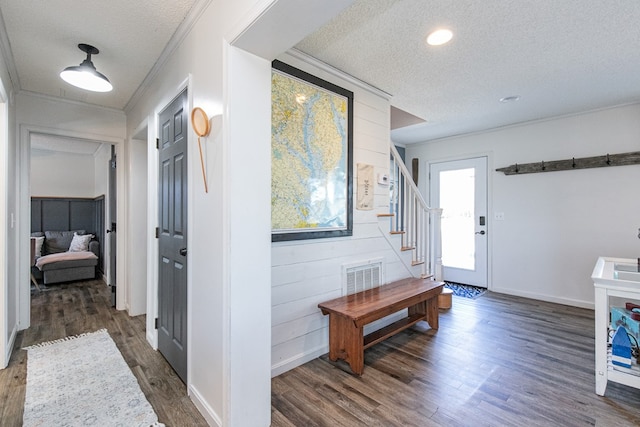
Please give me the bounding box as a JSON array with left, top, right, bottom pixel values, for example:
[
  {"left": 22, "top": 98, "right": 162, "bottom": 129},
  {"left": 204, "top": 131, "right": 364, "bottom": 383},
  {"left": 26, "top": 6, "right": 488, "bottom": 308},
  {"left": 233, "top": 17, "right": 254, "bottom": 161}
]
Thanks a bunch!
[
  {"left": 155, "top": 227, "right": 159, "bottom": 238},
  {"left": 154, "top": 318, "right": 158, "bottom": 329},
  {"left": 156, "top": 138, "right": 159, "bottom": 149}
]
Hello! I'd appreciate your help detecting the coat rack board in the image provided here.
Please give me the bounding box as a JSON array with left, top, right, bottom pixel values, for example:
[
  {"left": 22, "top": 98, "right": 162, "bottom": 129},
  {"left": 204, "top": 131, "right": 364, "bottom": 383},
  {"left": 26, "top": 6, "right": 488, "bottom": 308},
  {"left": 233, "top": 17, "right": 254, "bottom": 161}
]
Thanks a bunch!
[{"left": 496, "top": 151, "right": 640, "bottom": 175}]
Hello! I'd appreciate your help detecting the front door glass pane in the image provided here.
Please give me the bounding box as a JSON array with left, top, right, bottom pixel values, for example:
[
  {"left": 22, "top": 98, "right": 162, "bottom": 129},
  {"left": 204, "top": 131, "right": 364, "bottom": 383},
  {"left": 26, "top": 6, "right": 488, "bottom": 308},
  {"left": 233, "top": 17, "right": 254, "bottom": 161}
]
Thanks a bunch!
[{"left": 440, "top": 168, "right": 475, "bottom": 270}]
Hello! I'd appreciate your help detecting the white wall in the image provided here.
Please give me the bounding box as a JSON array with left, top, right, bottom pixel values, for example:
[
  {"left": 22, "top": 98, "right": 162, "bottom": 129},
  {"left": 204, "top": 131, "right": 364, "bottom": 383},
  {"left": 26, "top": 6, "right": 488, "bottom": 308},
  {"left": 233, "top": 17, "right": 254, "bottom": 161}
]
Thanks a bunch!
[
  {"left": 31, "top": 150, "right": 97, "bottom": 197},
  {"left": 406, "top": 104, "right": 640, "bottom": 308},
  {"left": 270, "top": 52, "right": 414, "bottom": 376},
  {"left": 124, "top": 1, "right": 356, "bottom": 424},
  {"left": 127, "top": 138, "right": 147, "bottom": 316},
  {"left": 123, "top": 2, "right": 271, "bottom": 425}
]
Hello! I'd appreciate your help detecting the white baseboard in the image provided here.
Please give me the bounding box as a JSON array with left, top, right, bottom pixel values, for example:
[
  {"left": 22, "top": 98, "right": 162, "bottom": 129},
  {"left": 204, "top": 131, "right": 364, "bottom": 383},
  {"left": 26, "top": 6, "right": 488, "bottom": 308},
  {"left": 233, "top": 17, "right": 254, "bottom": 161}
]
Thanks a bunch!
[
  {"left": 491, "top": 286, "right": 594, "bottom": 309},
  {"left": 271, "top": 344, "right": 328, "bottom": 378},
  {"left": 188, "top": 383, "right": 223, "bottom": 427},
  {"left": 2, "top": 324, "right": 18, "bottom": 368},
  {"left": 146, "top": 329, "right": 157, "bottom": 350}
]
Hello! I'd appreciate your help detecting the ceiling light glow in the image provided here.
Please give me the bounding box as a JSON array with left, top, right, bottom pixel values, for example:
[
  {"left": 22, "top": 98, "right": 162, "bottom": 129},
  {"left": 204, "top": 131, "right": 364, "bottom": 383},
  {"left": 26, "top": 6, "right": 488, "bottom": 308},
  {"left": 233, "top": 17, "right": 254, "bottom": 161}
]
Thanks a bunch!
[{"left": 426, "top": 29, "right": 453, "bottom": 46}]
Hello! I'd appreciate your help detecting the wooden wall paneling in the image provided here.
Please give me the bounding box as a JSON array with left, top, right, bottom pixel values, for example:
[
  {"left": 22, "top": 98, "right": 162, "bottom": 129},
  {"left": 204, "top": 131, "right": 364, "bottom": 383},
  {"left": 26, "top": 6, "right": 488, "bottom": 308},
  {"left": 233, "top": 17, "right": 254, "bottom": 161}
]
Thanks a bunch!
[
  {"left": 41, "top": 199, "right": 70, "bottom": 231},
  {"left": 69, "top": 200, "right": 96, "bottom": 233},
  {"left": 31, "top": 199, "right": 42, "bottom": 232}
]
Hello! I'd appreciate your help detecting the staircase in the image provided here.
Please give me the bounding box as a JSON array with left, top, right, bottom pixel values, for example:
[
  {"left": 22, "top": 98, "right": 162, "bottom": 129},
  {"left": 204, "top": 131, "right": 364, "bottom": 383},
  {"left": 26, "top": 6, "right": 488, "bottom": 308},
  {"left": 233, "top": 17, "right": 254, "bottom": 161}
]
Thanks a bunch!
[{"left": 378, "top": 144, "right": 442, "bottom": 280}]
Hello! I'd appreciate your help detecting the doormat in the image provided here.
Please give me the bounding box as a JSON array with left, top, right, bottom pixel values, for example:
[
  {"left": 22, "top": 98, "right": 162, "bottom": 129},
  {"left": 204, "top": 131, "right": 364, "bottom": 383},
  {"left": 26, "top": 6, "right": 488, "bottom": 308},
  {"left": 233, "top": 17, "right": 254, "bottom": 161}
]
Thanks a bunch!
[
  {"left": 445, "top": 282, "right": 487, "bottom": 299},
  {"left": 23, "top": 329, "right": 164, "bottom": 427}
]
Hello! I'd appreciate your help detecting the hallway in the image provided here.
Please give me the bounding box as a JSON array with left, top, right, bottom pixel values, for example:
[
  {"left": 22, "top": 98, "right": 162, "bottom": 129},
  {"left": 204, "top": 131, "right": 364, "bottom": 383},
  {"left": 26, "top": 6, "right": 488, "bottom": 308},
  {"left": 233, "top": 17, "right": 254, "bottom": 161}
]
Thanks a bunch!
[{"left": 0, "top": 280, "right": 207, "bottom": 426}]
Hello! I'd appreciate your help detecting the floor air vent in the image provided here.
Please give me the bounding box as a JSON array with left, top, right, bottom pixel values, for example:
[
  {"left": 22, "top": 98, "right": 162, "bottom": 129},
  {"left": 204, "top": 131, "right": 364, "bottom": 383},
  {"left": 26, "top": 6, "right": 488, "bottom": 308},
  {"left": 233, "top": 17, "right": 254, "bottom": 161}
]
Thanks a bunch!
[{"left": 342, "top": 259, "right": 384, "bottom": 295}]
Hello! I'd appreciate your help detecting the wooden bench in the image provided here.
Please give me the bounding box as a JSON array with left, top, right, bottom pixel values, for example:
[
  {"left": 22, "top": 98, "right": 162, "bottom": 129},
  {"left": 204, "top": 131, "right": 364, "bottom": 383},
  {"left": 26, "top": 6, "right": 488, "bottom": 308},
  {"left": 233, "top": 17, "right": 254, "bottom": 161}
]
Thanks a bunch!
[{"left": 318, "top": 277, "right": 444, "bottom": 375}]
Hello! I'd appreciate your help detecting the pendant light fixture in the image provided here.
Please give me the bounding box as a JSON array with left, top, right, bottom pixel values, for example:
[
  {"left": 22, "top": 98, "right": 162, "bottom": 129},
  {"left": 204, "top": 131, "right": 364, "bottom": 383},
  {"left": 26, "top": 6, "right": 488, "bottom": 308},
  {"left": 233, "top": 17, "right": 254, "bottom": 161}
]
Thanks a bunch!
[{"left": 60, "top": 43, "right": 112, "bottom": 92}]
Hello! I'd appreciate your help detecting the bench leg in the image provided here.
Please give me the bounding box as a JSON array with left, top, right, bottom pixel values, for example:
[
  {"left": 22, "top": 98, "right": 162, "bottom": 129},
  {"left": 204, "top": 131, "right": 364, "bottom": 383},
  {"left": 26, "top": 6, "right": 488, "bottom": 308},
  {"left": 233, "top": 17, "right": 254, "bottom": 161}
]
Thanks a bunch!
[
  {"left": 426, "top": 296, "right": 439, "bottom": 330},
  {"left": 328, "top": 314, "right": 364, "bottom": 375},
  {"left": 408, "top": 297, "right": 439, "bottom": 330}
]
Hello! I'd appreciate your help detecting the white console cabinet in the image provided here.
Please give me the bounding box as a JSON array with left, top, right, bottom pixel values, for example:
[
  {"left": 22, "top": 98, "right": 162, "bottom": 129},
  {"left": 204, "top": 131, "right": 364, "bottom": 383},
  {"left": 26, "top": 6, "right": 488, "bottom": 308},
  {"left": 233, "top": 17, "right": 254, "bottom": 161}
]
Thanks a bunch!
[{"left": 592, "top": 257, "right": 640, "bottom": 395}]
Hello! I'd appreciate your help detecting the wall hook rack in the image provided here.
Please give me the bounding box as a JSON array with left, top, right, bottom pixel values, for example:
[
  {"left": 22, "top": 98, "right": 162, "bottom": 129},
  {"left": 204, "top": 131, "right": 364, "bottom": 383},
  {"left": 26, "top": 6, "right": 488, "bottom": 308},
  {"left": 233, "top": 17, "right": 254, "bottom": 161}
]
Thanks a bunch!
[{"left": 496, "top": 151, "right": 640, "bottom": 175}]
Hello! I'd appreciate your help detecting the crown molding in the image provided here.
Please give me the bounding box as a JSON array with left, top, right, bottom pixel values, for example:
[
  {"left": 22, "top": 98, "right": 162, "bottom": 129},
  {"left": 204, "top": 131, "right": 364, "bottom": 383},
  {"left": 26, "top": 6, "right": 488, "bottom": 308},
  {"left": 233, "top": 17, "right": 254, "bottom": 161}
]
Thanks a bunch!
[
  {"left": 124, "top": 0, "right": 211, "bottom": 114},
  {"left": 18, "top": 90, "right": 125, "bottom": 116},
  {"left": 0, "top": 6, "right": 21, "bottom": 93},
  {"left": 286, "top": 48, "right": 392, "bottom": 100}
]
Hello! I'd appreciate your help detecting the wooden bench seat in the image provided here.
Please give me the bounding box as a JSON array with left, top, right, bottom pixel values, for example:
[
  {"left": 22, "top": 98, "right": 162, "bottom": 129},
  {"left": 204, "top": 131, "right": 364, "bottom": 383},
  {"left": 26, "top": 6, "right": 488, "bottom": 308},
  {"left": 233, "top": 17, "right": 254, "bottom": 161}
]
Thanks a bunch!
[{"left": 318, "top": 277, "right": 444, "bottom": 375}]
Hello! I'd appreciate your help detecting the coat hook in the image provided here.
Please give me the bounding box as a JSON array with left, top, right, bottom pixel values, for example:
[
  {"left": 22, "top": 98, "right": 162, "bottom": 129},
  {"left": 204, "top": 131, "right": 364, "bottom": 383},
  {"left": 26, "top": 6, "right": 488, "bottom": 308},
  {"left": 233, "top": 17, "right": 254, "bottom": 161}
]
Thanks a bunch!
[
  {"left": 515, "top": 163, "right": 519, "bottom": 173},
  {"left": 606, "top": 153, "right": 611, "bottom": 165},
  {"left": 541, "top": 160, "right": 546, "bottom": 171},
  {"left": 572, "top": 157, "right": 576, "bottom": 168}
]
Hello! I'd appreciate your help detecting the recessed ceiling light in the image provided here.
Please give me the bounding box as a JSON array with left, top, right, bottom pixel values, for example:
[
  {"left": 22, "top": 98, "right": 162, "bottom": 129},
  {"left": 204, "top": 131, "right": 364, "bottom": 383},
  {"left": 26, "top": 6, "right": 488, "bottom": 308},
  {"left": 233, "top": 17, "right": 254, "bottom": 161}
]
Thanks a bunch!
[
  {"left": 426, "top": 29, "right": 453, "bottom": 46},
  {"left": 499, "top": 95, "right": 521, "bottom": 103}
]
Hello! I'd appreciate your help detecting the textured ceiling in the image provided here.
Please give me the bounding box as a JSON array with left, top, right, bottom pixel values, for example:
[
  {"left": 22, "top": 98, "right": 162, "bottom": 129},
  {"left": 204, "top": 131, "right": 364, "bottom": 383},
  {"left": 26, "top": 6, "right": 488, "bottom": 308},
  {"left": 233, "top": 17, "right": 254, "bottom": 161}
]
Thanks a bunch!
[
  {"left": 296, "top": 0, "right": 640, "bottom": 144},
  {"left": 0, "top": 0, "right": 197, "bottom": 110},
  {"left": 3, "top": 0, "right": 640, "bottom": 146}
]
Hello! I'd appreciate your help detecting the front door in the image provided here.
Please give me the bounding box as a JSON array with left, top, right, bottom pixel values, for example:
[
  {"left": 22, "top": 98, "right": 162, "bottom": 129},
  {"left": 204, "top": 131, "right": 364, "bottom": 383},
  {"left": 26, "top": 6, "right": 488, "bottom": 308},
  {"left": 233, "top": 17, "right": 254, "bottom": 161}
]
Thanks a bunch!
[
  {"left": 430, "top": 157, "right": 488, "bottom": 287},
  {"left": 157, "top": 89, "right": 188, "bottom": 382}
]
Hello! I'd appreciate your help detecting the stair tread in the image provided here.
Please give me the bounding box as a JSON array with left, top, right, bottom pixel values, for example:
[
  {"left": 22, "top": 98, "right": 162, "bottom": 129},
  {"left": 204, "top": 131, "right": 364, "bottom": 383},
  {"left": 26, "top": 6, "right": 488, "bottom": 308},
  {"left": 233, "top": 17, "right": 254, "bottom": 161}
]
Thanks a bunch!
[
  {"left": 390, "top": 231, "right": 405, "bottom": 235},
  {"left": 377, "top": 213, "right": 394, "bottom": 217}
]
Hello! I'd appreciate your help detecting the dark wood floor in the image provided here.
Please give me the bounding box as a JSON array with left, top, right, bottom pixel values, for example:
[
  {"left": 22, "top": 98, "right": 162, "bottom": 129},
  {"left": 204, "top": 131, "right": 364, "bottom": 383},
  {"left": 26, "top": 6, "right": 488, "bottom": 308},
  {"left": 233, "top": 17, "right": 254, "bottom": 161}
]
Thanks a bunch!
[
  {"left": 4, "top": 282, "right": 640, "bottom": 426},
  {"left": 272, "top": 292, "right": 640, "bottom": 427},
  {"left": 0, "top": 279, "right": 208, "bottom": 426}
]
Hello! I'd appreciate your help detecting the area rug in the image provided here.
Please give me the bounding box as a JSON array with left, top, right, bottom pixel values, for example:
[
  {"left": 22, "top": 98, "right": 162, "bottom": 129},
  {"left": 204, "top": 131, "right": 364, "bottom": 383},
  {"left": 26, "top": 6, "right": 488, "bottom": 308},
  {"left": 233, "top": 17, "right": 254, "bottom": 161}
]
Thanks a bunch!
[
  {"left": 445, "top": 282, "right": 487, "bottom": 299},
  {"left": 23, "top": 329, "right": 164, "bottom": 427}
]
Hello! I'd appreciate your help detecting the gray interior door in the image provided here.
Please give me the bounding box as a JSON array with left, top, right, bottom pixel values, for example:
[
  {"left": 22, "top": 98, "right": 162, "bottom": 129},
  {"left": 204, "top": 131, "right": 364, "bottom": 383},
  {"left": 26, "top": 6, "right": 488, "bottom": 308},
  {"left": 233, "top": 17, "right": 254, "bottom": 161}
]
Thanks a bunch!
[
  {"left": 108, "top": 145, "right": 117, "bottom": 306},
  {"left": 157, "top": 89, "right": 188, "bottom": 382}
]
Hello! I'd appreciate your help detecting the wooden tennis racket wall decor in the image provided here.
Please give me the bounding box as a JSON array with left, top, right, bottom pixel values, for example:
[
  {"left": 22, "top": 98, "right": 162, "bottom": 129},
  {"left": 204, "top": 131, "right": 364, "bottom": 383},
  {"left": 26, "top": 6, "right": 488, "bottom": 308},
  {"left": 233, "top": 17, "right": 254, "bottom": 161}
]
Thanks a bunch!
[{"left": 191, "top": 107, "right": 210, "bottom": 193}]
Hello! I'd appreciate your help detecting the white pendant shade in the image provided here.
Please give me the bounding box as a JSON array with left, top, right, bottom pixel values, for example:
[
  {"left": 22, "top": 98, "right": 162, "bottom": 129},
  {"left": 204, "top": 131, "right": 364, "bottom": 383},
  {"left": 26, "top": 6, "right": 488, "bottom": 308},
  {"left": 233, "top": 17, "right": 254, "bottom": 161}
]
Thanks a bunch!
[
  {"left": 60, "top": 44, "right": 112, "bottom": 92},
  {"left": 60, "top": 66, "right": 112, "bottom": 92}
]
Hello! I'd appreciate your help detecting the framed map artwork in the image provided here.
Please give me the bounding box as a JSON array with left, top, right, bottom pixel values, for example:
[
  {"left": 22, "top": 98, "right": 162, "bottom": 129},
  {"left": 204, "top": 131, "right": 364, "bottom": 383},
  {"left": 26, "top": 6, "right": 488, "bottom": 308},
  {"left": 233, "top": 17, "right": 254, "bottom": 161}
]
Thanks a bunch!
[{"left": 271, "top": 60, "right": 353, "bottom": 242}]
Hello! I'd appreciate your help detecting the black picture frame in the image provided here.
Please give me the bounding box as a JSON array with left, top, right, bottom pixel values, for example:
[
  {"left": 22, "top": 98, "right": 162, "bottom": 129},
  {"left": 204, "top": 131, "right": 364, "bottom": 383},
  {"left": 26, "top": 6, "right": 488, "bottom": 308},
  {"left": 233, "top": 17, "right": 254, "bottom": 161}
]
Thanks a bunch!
[{"left": 271, "top": 60, "right": 353, "bottom": 242}]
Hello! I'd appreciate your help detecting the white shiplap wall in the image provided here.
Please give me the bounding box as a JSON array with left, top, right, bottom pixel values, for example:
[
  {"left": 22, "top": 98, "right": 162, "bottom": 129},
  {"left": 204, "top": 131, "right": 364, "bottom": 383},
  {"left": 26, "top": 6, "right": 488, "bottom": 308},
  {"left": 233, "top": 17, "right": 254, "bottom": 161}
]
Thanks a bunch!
[{"left": 271, "top": 52, "right": 415, "bottom": 376}]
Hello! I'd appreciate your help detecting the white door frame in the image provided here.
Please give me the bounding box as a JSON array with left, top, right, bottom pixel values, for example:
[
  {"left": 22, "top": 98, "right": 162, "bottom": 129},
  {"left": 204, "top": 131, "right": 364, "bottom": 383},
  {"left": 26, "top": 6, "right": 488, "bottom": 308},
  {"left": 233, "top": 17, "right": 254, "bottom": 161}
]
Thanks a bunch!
[
  {"left": 0, "top": 85, "right": 8, "bottom": 368},
  {"left": 426, "top": 153, "right": 493, "bottom": 289},
  {"left": 17, "top": 124, "right": 124, "bottom": 329},
  {"left": 145, "top": 75, "right": 192, "bottom": 349}
]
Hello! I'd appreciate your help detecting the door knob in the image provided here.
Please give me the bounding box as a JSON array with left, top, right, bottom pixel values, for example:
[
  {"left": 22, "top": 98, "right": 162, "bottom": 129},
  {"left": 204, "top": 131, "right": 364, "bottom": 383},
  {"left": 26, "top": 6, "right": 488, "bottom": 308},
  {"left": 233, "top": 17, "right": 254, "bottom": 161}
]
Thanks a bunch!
[
  {"left": 475, "top": 230, "right": 486, "bottom": 235},
  {"left": 179, "top": 248, "right": 188, "bottom": 256}
]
